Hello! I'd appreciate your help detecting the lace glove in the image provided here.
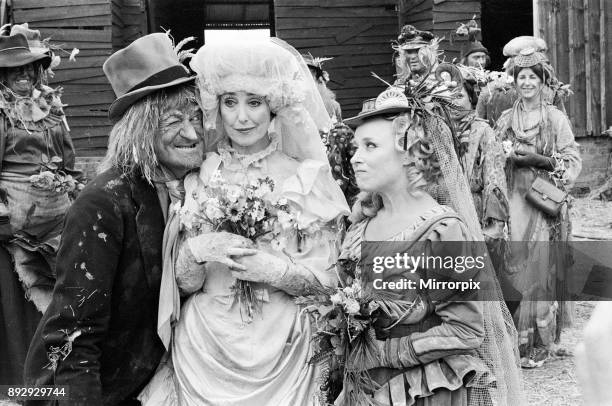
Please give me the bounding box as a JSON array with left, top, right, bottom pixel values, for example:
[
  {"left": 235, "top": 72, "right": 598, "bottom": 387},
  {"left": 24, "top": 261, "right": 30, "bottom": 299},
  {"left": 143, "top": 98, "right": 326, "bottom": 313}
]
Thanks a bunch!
[
  {"left": 231, "top": 250, "right": 321, "bottom": 296},
  {"left": 511, "top": 150, "right": 554, "bottom": 170},
  {"left": 187, "top": 232, "right": 256, "bottom": 271}
]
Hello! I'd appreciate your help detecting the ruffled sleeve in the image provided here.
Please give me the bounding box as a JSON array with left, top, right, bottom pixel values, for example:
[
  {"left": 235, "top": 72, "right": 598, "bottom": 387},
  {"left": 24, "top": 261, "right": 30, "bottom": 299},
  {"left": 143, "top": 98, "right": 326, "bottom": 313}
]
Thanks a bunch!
[
  {"left": 268, "top": 159, "right": 350, "bottom": 292},
  {"left": 281, "top": 158, "right": 349, "bottom": 227}
]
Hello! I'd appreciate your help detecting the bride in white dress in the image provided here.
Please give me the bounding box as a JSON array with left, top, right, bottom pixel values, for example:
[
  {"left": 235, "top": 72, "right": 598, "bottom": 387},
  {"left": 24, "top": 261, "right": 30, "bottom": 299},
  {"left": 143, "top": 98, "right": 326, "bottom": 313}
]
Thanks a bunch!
[{"left": 139, "top": 38, "right": 350, "bottom": 406}]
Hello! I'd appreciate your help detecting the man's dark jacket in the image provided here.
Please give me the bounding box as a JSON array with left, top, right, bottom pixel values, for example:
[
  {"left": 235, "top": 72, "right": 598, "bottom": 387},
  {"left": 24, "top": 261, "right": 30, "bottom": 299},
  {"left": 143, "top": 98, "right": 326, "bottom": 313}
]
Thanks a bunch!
[{"left": 24, "top": 167, "right": 166, "bottom": 406}]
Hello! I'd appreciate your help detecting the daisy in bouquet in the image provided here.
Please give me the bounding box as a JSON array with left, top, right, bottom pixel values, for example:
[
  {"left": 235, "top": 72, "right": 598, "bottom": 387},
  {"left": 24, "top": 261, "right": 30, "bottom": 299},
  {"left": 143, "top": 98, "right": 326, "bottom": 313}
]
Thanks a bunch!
[{"left": 180, "top": 170, "right": 277, "bottom": 319}]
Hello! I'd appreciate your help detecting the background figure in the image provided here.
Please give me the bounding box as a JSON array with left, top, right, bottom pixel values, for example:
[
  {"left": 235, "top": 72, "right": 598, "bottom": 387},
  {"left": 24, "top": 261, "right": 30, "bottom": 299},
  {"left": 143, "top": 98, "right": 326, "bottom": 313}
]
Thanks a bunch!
[
  {"left": 456, "top": 18, "right": 490, "bottom": 69},
  {"left": 476, "top": 36, "right": 568, "bottom": 128},
  {"left": 0, "top": 25, "right": 82, "bottom": 385},
  {"left": 303, "top": 53, "right": 359, "bottom": 205},
  {"left": 495, "top": 48, "right": 581, "bottom": 369},
  {"left": 444, "top": 64, "right": 520, "bottom": 313},
  {"left": 393, "top": 25, "right": 440, "bottom": 84},
  {"left": 24, "top": 33, "right": 203, "bottom": 405},
  {"left": 303, "top": 53, "right": 342, "bottom": 122}
]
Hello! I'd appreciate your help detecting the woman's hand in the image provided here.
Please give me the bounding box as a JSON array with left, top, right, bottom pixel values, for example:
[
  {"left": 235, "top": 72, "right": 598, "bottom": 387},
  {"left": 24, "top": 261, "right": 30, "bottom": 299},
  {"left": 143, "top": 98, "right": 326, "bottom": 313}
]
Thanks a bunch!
[
  {"left": 230, "top": 250, "right": 287, "bottom": 284},
  {"left": 187, "top": 232, "right": 257, "bottom": 271},
  {"left": 510, "top": 150, "right": 554, "bottom": 170}
]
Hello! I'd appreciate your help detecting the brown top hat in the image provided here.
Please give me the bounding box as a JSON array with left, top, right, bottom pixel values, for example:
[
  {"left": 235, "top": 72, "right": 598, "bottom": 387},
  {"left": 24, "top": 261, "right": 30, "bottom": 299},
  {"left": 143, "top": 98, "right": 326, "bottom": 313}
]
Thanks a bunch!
[
  {"left": 0, "top": 33, "right": 51, "bottom": 69},
  {"left": 103, "top": 33, "right": 195, "bottom": 120}
]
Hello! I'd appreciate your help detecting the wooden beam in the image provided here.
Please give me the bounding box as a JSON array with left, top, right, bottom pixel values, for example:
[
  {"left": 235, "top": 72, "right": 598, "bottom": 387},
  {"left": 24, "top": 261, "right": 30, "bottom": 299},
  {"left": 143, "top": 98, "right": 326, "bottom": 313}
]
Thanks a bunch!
[
  {"left": 600, "top": 0, "right": 607, "bottom": 133},
  {"left": 13, "top": 0, "right": 108, "bottom": 8},
  {"left": 39, "top": 28, "right": 112, "bottom": 42},
  {"left": 584, "top": 0, "right": 593, "bottom": 136},
  {"left": 568, "top": 0, "right": 577, "bottom": 129},
  {"left": 13, "top": 4, "right": 110, "bottom": 22}
]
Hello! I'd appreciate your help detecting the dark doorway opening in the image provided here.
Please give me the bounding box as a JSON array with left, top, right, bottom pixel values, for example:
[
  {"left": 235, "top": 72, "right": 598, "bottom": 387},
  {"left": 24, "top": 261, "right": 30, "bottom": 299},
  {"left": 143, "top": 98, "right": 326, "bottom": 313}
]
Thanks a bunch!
[
  {"left": 147, "top": 0, "right": 274, "bottom": 49},
  {"left": 481, "top": 0, "right": 533, "bottom": 70}
]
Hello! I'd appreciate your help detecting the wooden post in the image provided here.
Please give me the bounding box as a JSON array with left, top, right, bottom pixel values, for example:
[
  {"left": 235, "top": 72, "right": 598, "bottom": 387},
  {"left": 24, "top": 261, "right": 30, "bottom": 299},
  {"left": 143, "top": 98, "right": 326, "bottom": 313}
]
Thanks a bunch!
[
  {"left": 600, "top": 0, "right": 607, "bottom": 133},
  {"left": 568, "top": 0, "right": 577, "bottom": 128},
  {"left": 584, "top": 0, "right": 593, "bottom": 136},
  {"left": 533, "top": 0, "right": 540, "bottom": 36}
]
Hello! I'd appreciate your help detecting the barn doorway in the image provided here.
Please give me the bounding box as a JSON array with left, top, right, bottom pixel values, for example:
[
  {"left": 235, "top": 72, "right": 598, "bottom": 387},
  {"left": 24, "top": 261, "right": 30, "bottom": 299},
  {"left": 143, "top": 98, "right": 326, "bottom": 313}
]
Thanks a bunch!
[
  {"left": 147, "top": 0, "right": 274, "bottom": 49},
  {"left": 481, "top": 0, "right": 533, "bottom": 70}
]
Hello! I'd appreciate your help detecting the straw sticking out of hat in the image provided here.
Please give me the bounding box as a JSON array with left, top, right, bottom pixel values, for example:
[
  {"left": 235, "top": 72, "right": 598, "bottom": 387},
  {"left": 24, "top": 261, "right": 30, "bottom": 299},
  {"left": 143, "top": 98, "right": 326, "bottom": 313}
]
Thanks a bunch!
[
  {"left": 0, "top": 32, "right": 51, "bottom": 69},
  {"left": 103, "top": 33, "right": 196, "bottom": 120}
]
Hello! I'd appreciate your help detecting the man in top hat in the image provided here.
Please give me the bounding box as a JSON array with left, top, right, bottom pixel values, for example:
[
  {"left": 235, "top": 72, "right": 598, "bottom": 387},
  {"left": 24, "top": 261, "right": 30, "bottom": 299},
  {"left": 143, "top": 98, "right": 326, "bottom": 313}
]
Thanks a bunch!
[
  {"left": 24, "top": 33, "right": 206, "bottom": 406},
  {"left": 393, "top": 24, "right": 439, "bottom": 84}
]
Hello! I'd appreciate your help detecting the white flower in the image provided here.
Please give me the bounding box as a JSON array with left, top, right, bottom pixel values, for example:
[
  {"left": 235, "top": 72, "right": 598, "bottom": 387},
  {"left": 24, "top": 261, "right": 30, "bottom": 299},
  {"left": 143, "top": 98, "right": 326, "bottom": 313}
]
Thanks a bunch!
[
  {"left": 276, "top": 210, "right": 295, "bottom": 230},
  {"left": 210, "top": 170, "right": 223, "bottom": 185},
  {"left": 224, "top": 184, "right": 243, "bottom": 203},
  {"left": 276, "top": 197, "right": 288, "bottom": 206},
  {"left": 330, "top": 292, "right": 344, "bottom": 305},
  {"left": 204, "top": 198, "right": 224, "bottom": 220},
  {"left": 502, "top": 140, "right": 514, "bottom": 158},
  {"left": 344, "top": 298, "right": 361, "bottom": 315}
]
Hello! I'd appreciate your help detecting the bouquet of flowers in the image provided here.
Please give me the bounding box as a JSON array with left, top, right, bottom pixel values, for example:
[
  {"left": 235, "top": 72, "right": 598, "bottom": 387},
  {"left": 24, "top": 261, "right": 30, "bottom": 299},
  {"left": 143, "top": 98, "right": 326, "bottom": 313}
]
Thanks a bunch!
[
  {"left": 29, "top": 154, "right": 84, "bottom": 195},
  {"left": 296, "top": 259, "right": 422, "bottom": 405},
  {"left": 181, "top": 170, "right": 277, "bottom": 320}
]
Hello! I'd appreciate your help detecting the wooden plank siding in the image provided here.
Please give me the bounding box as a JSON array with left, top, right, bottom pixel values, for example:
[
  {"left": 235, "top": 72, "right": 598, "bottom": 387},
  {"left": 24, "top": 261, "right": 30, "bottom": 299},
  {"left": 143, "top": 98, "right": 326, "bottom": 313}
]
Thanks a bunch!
[
  {"left": 12, "top": 0, "right": 116, "bottom": 156},
  {"left": 535, "top": 0, "right": 611, "bottom": 137},
  {"left": 275, "top": 0, "right": 399, "bottom": 118},
  {"left": 399, "top": 0, "right": 480, "bottom": 64}
]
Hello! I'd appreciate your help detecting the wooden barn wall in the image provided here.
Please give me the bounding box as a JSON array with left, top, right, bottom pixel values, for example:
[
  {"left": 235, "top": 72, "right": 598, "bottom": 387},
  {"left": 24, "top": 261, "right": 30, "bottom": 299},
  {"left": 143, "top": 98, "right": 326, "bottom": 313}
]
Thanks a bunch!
[
  {"left": 399, "top": 0, "right": 481, "bottom": 63},
  {"left": 536, "top": 0, "right": 611, "bottom": 137},
  {"left": 432, "top": 0, "right": 481, "bottom": 63},
  {"left": 274, "top": 0, "right": 399, "bottom": 118},
  {"left": 12, "top": 0, "right": 116, "bottom": 157}
]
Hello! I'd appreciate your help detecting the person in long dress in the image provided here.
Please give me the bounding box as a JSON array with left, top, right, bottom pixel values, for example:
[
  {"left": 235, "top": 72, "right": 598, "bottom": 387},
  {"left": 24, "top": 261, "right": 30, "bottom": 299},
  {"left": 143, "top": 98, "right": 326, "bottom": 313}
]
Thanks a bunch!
[
  {"left": 495, "top": 48, "right": 581, "bottom": 368},
  {"left": 139, "top": 38, "right": 350, "bottom": 406},
  {"left": 331, "top": 86, "right": 524, "bottom": 406}
]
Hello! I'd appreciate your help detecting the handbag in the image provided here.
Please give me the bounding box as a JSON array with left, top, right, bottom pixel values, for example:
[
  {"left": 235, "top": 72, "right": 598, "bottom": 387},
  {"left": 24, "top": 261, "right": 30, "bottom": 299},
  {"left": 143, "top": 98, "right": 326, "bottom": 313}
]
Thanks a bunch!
[{"left": 525, "top": 176, "right": 567, "bottom": 216}]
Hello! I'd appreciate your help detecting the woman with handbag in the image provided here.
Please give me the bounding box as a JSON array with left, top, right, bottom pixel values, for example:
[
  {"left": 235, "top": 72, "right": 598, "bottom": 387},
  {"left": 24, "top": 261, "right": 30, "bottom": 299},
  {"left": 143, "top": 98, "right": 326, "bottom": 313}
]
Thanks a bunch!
[{"left": 495, "top": 47, "right": 582, "bottom": 368}]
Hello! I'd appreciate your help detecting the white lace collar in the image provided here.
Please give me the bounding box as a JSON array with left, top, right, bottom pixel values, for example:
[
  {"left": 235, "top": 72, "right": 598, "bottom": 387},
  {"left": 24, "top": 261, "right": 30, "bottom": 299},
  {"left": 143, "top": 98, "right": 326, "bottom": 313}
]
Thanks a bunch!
[{"left": 217, "top": 131, "right": 281, "bottom": 169}]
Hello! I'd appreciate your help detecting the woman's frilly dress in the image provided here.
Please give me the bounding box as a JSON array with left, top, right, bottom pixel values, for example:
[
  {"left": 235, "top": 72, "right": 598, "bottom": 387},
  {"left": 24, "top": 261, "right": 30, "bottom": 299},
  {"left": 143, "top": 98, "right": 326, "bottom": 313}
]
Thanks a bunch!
[
  {"left": 140, "top": 135, "right": 348, "bottom": 406},
  {"left": 335, "top": 205, "right": 494, "bottom": 406}
]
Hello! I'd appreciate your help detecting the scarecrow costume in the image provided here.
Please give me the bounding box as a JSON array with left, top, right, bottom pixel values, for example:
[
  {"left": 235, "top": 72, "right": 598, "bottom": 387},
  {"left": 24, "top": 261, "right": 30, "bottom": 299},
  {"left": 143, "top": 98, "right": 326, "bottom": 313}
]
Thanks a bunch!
[{"left": 0, "top": 24, "right": 82, "bottom": 385}]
